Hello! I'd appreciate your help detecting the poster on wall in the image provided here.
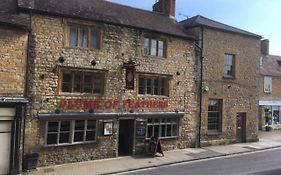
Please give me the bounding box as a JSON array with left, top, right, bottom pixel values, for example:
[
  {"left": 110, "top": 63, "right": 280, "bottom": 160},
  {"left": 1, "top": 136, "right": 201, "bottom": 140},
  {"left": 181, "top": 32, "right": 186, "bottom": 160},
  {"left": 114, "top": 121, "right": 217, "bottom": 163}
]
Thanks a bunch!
[
  {"left": 103, "top": 122, "right": 113, "bottom": 136},
  {"left": 136, "top": 119, "right": 147, "bottom": 138}
]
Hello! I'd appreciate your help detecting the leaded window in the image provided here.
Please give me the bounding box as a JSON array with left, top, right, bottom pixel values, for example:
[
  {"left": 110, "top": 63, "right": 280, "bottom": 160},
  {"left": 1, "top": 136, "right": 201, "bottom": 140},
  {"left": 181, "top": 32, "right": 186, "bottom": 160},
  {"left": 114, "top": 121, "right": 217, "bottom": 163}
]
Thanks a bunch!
[
  {"left": 138, "top": 76, "right": 169, "bottom": 96},
  {"left": 144, "top": 38, "right": 166, "bottom": 57},
  {"left": 61, "top": 70, "right": 104, "bottom": 94},
  {"left": 68, "top": 24, "right": 100, "bottom": 49}
]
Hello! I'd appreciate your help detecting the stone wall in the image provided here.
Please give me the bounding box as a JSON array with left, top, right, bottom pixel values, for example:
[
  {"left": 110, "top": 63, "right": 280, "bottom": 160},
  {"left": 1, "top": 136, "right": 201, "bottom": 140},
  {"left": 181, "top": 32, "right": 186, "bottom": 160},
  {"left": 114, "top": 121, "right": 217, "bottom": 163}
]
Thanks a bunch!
[
  {"left": 0, "top": 26, "right": 27, "bottom": 96},
  {"left": 24, "top": 15, "right": 198, "bottom": 166},
  {"left": 199, "top": 28, "right": 260, "bottom": 145}
]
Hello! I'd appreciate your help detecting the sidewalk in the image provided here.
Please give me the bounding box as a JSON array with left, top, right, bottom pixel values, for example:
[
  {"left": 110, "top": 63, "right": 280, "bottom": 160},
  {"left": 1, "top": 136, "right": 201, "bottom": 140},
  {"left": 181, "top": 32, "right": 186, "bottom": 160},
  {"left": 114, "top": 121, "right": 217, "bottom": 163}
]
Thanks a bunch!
[{"left": 27, "top": 130, "right": 281, "bottom": 175}]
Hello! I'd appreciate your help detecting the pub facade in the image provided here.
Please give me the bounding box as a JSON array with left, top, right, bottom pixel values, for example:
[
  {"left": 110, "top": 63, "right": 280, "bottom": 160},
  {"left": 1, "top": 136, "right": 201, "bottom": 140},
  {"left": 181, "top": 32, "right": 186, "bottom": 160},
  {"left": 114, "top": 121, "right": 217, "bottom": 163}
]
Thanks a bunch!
[{"left": 19, "top": 0, "right": 199, "bottom": 166}]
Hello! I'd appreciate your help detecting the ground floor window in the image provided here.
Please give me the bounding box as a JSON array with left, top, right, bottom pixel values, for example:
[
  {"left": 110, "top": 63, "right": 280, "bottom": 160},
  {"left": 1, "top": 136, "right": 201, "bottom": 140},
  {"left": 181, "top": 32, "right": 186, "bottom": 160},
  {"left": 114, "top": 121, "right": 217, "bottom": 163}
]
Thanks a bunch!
[
  {"left": 46, "top": 120, "right": 97, "bottom": 146},
  {"left": 208, "top": 99, "right": 222, "bottom": 132},
  {"left": 146, "top": 117, "right": 179, "bottom": 139},
  {"left": 264, "top": 106, "right": 281, "bottom": 125}
]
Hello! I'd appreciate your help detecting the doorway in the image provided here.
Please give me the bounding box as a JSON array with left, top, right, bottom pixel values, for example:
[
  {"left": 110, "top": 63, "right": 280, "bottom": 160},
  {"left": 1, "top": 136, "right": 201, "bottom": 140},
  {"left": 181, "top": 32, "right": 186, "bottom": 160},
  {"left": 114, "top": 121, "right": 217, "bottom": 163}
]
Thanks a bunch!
[
  {"left": 236, "top": 112, "right": 246, "bottom": 143},
  {"left": 118, "top": 119, "right": 135, "bottom": 156}
]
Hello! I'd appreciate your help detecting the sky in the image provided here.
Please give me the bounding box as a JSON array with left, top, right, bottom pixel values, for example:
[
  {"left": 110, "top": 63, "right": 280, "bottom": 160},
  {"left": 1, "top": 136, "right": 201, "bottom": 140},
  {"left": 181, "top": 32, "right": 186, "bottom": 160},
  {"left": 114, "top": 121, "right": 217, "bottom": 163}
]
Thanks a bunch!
[{"left": 110, "top": 0, "right": 281, "bottom": 56}]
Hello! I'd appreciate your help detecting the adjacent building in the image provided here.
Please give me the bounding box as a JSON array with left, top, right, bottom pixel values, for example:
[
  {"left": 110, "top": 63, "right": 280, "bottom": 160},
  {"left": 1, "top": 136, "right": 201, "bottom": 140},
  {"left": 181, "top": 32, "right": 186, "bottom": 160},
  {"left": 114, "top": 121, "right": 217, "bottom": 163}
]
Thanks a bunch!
[
  {"left": 0, "top": 0, "right": 30, "bottom": 174},
  {"left": 259, "top": 39, "right": 281, "bottom": 130},
  {"left": 181, "top": 16, "right": 261, "bottom": 146}
]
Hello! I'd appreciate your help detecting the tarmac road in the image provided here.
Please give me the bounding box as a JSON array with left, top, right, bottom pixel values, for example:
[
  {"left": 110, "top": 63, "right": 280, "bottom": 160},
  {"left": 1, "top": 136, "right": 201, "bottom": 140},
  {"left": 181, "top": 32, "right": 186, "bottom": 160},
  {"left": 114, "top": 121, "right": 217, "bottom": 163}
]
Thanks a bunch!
[{"left": 118, "top": 147, "right": 281, "bottom": 175}]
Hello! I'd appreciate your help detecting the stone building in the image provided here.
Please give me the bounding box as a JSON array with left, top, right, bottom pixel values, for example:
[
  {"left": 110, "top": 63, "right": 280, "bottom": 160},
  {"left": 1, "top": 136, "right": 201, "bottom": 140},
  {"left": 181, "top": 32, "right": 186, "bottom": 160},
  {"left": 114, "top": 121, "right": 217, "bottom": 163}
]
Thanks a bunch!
[
  {"left": 181, "top": 16, "right": 261, "bottom": 146},
  {"left": 17, "top": 0, "right": 198, "bottom": 167},
  {"left": 259, "top": 39, "right": 281, "bottom": 130},
  {"left": 0, "top": 0, "right": 30, "bottom": 174}
]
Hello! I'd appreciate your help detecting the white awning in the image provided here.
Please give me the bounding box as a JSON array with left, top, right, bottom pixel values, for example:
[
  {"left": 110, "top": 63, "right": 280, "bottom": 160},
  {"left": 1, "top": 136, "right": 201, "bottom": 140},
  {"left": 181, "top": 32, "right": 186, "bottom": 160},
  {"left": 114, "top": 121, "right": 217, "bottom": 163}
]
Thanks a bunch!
[{"left": 259, "top": 100, "right": 281, "bottom": 106}]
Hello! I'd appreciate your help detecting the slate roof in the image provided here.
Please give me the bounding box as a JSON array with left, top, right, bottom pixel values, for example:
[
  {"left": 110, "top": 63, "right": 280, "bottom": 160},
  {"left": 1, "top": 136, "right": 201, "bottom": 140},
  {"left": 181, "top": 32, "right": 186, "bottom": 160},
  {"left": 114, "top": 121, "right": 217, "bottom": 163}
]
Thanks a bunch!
[
  {"left": 17, "top": 0, "right": 194, "bottom": 40},
  {"left": 0, "top": 0, "right": 30, "bottom": 29},
  {"left": 180, "top": 15, "right": 261, "bottom": 38},
  {"left": 260, "top": 54, "right": 281, "bottom": 77}
]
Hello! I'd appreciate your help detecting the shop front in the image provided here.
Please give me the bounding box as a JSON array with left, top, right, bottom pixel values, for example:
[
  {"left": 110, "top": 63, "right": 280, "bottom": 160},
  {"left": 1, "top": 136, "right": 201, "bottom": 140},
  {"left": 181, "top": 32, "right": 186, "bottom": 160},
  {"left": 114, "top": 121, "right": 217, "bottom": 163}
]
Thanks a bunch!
[
  {"left": 37, "top": 98, "right": 185, "bottom": 164},
  {"left": 259, "top": 100, "right": 281, "bottom": 130}
]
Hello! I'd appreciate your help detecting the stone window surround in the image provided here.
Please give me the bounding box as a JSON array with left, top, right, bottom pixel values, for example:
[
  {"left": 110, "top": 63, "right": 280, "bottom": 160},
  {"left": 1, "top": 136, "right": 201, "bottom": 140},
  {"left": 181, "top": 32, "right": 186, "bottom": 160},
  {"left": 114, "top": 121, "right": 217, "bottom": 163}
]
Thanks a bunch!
[
  {"left": 59, "top": 67, "right": 106, "bottom": 95},
  {"left": 63, "top": 19, "right": 102, "bottom": 50},
  {"left": 143, "top": 36, "right": 167, "bottom": 58},
  {"left": 207, "top": 99, "right": 223, "bottom": 134},
  {"left": 137, "top": 73, "right": 172, "bottom": 97},
  {"left": 223, "top": 53, "right": 236, "bottom": 78},
  {"left": 44, "top": 119, "right": 97, "bottom": 147}
]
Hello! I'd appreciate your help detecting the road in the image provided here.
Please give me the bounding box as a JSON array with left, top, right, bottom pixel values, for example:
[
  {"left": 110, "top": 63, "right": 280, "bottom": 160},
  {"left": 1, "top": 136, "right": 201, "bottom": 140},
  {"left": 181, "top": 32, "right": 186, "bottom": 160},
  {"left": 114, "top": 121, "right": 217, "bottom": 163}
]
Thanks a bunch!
[{"left": 118, "top": 147, "right": 281, "bottom": 175}]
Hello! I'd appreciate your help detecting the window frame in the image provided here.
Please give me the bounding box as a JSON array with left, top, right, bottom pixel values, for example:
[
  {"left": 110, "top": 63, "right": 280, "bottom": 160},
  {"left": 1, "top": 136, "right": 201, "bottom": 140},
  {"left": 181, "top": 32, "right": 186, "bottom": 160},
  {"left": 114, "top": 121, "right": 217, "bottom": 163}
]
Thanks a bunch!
[
  {"left": 264, "top": 76, "right": 272, "bottom": 93},
  {"left": 138, "top": 75, "right": 169, "bottom": 97},
  {"left": 144, "top": 37, "right": 166, "bottom": 58},
  {"left": 224, "top": 54, "right": 235, "bottom": 78},
  {"left": 45, "top": 119, "right": 97, "bottom": 146},
  {"left": 60, "top": 68, "right": 105, "bottom": 95},
  {"left": 66, "top": 22, "right": 101, "bottom": 50},
  {"left": 207, "top": 99, "right": 223, "bottom": 133},
  {"left": 146, "top": 117, "right": 179, "bottom": 139}
]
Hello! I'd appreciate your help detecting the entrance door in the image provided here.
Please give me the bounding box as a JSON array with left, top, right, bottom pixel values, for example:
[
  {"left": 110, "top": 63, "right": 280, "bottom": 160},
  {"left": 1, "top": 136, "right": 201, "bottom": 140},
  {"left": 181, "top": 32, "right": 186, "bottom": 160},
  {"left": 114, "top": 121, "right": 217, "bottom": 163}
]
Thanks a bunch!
[
  {"left": 0, "top": 108, "right": 15, "bottom": 175},
  {"left": 118, "top": 119, "right": 135, "bottom": 156},
  {"left": 236, "top": 112, "right": 246, "bottom": 143},
  {"left": 0, "top": 121, "right": 12, "bottom": 175}
]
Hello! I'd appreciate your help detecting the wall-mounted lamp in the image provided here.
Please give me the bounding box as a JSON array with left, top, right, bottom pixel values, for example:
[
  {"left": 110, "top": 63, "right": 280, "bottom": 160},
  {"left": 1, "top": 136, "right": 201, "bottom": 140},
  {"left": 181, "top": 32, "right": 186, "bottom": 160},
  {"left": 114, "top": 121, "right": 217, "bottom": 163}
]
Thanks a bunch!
[
  {"left": 123, "top": 60, "right": 139, "bottom": 90},
  {"left": 91, "top": 59, "right": 97, "bottom": 67},
  {"left": 55, "top": 108, "right": 61, "bottom": 114},
  {"left": 52, "top": 56, "right": 65, "bottom": 73}
]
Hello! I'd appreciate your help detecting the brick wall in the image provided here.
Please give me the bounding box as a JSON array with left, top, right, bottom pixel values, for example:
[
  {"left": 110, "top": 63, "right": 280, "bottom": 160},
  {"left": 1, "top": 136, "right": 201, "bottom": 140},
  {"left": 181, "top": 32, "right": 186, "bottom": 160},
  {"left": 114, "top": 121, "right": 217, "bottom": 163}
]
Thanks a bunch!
[
  {"left": 0, "top": 26, "right": 28, "bottom": 96},
  {"left": 24, "top": 15, "right": 198, "bottom": 166},
  {"left": 259, "top": 75, "right": 281, "bottom": 100}
]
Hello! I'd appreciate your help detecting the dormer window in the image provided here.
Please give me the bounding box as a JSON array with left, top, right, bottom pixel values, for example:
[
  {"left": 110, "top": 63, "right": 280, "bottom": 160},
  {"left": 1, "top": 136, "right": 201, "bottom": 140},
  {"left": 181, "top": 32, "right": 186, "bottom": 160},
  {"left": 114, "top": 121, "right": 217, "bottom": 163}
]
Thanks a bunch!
[{"left": 144, "top": 38, "right": 166, "bottom": 57}]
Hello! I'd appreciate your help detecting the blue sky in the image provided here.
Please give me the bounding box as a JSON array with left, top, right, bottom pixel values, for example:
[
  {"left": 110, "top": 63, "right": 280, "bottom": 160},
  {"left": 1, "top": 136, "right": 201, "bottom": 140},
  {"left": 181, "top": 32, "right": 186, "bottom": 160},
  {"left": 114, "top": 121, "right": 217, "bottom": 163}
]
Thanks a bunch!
[{"left": 110, "top": 0, "right": 281, "bottom": 56}]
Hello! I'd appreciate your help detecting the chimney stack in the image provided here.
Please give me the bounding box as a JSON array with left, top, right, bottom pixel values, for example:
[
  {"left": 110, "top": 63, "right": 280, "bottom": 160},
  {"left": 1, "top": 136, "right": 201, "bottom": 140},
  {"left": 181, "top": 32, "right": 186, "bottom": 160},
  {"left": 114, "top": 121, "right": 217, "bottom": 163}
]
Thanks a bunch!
[
  {"left": 261, "top": 39, "right": 269, "bottom": 55},
  {"left": 153, "top": 0, "right": 175, "bottom": 18}
]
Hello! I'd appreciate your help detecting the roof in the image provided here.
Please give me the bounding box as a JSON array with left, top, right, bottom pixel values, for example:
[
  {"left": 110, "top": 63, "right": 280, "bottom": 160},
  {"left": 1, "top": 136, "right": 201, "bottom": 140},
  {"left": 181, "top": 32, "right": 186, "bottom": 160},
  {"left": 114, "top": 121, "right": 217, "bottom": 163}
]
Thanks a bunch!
[
  {"left": 0, "top": 0, "right": 30, "bottom": 29},
  {"left": 17, "top": 0, "right": 194, "bottom": 40},
  {"left": 260, "top": 54, "right": 281, "bottom": 77},
  {"left": 180, "top": 15, "right": 261, "bottom": 39}
]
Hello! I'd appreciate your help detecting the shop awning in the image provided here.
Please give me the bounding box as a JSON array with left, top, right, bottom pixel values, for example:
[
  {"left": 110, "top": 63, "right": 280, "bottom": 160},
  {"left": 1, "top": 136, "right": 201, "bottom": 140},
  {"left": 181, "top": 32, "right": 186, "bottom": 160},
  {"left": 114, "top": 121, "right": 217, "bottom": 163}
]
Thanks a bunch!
[
  {"left": 259, "top": 100, "right": 281, "bottom": 106},
  {"left": 38, "top": 111, "right": 185, "bottom": 121}
]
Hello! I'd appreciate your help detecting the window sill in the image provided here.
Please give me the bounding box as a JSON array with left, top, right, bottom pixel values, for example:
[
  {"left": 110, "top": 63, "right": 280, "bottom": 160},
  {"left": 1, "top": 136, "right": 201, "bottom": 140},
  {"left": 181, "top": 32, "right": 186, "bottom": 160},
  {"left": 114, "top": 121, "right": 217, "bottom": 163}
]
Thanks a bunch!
[
  {"left": 207, "top": 131, "right": 222, "bottom": 136},
  {"left": 145, "top": 136, "right": 178, "bottom": 141},
  {"left": 223, "top": 76, "right": 235, "bottom": 80},
  {"left": 64, "top": 46, "right": 100, "bottom": 51},
  {"left": 44, "top": 141, "right": 97, "bottom": 147},
  {"left": 143, "top": 54, "right": 166, "bottom": 59},
  {"left": 58, "top": 92, "right": 104, "bottom": 97},
  {"left": 137, "top": 94, "right": 169, "bottom": 99}
]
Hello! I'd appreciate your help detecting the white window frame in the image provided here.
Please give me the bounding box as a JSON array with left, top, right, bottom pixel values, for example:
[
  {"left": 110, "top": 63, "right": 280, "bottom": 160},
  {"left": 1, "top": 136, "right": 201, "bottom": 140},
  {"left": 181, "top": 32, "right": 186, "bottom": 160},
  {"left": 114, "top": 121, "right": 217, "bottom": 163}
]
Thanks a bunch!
[
  {"left": 264, "top": 76, "right": 272, "bottom": 93},
  {"left": 146, "top": 117, "right": 179, "bottom": 139},
  {"left": 45, "top": 120, "right": 97, "bottom": 146}
]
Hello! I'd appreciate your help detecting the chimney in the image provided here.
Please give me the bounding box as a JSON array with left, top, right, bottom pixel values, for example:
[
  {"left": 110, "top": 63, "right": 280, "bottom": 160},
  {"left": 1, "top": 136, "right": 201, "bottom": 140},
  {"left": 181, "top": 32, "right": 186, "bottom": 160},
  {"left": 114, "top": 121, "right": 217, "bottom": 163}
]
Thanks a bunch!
[
  {"left": 261, "top": 39, "right": 269, "bottom": 55},
  {"left": 153, "top": 0, "right": 175, "bottom": 18}
]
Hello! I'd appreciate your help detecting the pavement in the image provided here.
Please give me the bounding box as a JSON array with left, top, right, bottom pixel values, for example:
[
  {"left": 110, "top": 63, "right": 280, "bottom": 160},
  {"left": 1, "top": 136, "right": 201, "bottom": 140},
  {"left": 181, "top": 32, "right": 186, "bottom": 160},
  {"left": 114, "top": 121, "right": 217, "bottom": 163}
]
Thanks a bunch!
[{"left": 26, "top": 130, "right": 281, "bottom": 175}]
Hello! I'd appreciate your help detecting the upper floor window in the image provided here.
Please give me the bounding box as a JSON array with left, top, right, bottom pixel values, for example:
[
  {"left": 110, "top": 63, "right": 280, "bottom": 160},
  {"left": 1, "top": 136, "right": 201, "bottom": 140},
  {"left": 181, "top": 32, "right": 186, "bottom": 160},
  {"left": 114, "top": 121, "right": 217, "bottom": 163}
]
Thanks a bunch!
[
  {"left": 138, "top": 75, "right": 169, "bottom": 96},
  {"left": 224, "top": 54, "right": 235, "bottom": 78},
  {"left": 144, "top": 38, "right": 165, "bottom": 57},
  {"left": 208, "top": 99, "right": 222, "bottom": 133},
  {"left": 264, "top": 76, "right": 272, "bottom": 93},
  {"left": 61, "top": 69, "right": 104, "bottom": 94},
  {"left": 68, "top": 23, "right": 101, "bottom": 49}
]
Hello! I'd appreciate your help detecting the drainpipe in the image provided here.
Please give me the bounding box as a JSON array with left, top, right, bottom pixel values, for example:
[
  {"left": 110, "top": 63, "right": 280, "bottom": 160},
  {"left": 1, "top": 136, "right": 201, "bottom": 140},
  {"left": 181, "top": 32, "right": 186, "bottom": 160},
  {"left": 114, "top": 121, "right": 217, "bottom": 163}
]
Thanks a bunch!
[{"left": 195, "top": 26, "right": 204, "bottom": 148}]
